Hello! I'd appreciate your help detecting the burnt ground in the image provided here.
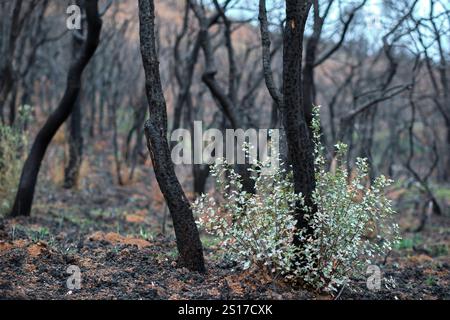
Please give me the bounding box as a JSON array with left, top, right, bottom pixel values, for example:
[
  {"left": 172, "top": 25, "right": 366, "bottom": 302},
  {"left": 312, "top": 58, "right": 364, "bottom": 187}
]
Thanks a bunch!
[
  {"left": 0, "top": 145, "right": 449, "bottom": 300},
  {"left": 1, "top": 185, "right": 449, "bottom": 300},
  {"left": 0, "top": 183, "right": 315, "bottom": 300}
]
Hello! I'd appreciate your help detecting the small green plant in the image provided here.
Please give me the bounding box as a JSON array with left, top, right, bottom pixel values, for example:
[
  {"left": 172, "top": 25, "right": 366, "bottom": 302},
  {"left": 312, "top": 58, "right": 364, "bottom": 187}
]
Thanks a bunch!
[
  {"left": 30, "top": 227, "right": 50, "bottom": 243},
  {"left": 426, "top": 275, "right": 437, "bottom": 286},
  {"left": 0, "top": 106, "right": 31, "bottom": 216},
  {"left": 194, "top": 106, "right": 400, "bottom": 293},
  {"left": 395, "top": 234, "right": 422, "bottom": 250},
  {"left": 11, "top": 225, "right": 55, "bottom": 245},
  {"left": 429, "top": 244, "right": 449, "bottom": 257},
  {"left": 138, "top": 227, "right": 154, "bottom": 241},
  {"left": 396, "top": 238, "right": 414, "bottom": 250}
]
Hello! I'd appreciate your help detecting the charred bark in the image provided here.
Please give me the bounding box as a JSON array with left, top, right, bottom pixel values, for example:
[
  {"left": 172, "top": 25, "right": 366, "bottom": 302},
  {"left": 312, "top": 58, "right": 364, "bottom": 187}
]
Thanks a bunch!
[
  {"left": 138, "top": 0, "right": 205, "bottom": 272},
  {"left": 64, "top": 93, "right": 83, "bottom": 189},
  {"left": 283, "top": 0, "right": 316, "bottom": 237},
  {"left": 64, "top": 13, "right": 85, "bottom": 189},
  {"left": 0, "top": 0, "right": 23, "bottom": 122},
  {"left": 258, "top": 0, "right": 316, "bottom": 236}
]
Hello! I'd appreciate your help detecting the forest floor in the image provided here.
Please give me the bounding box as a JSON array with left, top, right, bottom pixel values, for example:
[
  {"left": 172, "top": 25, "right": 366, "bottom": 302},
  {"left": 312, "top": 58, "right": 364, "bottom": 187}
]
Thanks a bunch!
[{"left": 1, "top": 141, "right": 449, "bottom": 300}]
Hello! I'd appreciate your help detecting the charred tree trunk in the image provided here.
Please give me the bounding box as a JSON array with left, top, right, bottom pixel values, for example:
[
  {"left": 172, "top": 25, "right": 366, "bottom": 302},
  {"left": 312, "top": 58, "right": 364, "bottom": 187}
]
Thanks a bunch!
[
  {"left": 8, "top": 86, "right": 18, "bottom": 125},
  {"left": 259, "top": 0, "right": 316, "bottom": 237},
  {"left": 64, "top": 94, "right": 83, "bottom": 189},
  {"left": 302, "top": 27, "right": 319, "bottom": 129},
  {"left": 127, "top": 93, "right": 147, "bottom": 181},
  {"left": 445, "top": 125, "right": 450, "bottom": 181},
  {"left": 10, "top": 0, "right": 102, "bottom": 217},
  {"left": 0, "top": 0, "right": 23, "bottom": 122},
  {"left": 138, "top": 0, "right": 205, "bottom": 272},
  {"left": 64, "top": 98, "right": 83, "bottom": 189},
  {"left": 283, "top": 0, "right": 316, "bottom": 237},
  {"left": 186, "top": 92, "right": 210, "bottom": 197},
  {"left": 193, "top": 165, "right": 209, "bottom": 196},
  {"left": 64, "top": 18, "right": 85, "bottom": 189}
]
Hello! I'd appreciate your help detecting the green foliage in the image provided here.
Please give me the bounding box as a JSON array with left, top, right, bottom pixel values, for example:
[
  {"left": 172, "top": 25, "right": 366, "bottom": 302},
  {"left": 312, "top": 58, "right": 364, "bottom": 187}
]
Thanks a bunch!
[
  {"left": 193, "top": 106, "right": 400, "bottom": 293},
  {"left": 395, "top": 234, "right": 422, "bottom": 250},
  {"left": 426, "top": 275, "right": 437, "bottom": 286},
  {"left": 429, "top": 244, "right": 449, "bottom": 257},
  {"left": 137, "top": 227, "right": 155, "bottom": 241},
  {"left": 435, "top": 186, "right": 450, "bottom": 204},
  {"left": 194, "top": 156, "right": 302, "bottom": 276},
  {"left": 0, "top": 106, "right": 31, "bottom": 216},
  {"left": 298, "top": 107, "right": 400, "bottom": 292},
  {"left": 11, "top": 224, "right": 55, "bottom": 245}
]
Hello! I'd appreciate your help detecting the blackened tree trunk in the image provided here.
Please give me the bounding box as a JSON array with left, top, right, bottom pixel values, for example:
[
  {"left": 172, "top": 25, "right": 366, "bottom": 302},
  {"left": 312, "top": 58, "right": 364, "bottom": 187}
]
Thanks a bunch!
[
  {"left": 126, "top": 92, "right": 147, "bottom": 181},
  {"left": 0, "top": 0, "right": 24, "bottom": 122},
  {"left": 64, "top": 15, "right": 85, "bottom": 189},
  {"left": 302, "top": 1, "right": 321, "bottom": 130},
  {"left": 259, "top": 0, "right": 316, "bottom": 237},
  {"left": 283, "top": 0, "right": 316, "bottom": 235},
  {"left": 138, "top": 0, "right": 205, "bottom": 273},
  {"left": 193, "top": 164, "right": 210, "bottom": 196},
  {"left": 10, "top": 0, "right": 102, "bottom": 217},
  {"left": 64, "top": 94, "right": 83, "bottom": 189},
  {"left": 187, "top": 92, "right": 210, "bottom": 197}
]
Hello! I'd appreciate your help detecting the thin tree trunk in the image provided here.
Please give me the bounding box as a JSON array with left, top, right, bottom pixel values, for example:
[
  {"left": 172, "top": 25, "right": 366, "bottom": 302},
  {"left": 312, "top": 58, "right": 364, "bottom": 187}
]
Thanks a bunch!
[
  {"left": 64, "top": 20, "right": 85, "bottom": 189},
  {"left": 8, "top": 85, "right": 18, "bottom": 125},
  {"left": 0, "top": 0, "right": 23, "bottom": 122},
  {"left": 128, "top": 93, "right": 147, "bottom": 181},
  {"left": 64, "top": 94, "right": 83, "bottom": 189},
  {"left": 138, "top": 0, "right": 205, "bottom": 272}
]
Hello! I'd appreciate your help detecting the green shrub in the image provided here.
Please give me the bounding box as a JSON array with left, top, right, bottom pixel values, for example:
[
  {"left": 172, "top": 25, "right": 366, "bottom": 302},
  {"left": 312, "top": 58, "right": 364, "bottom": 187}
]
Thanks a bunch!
[
  {"left": 0, "top": 105, "right": 31, "bottom": 215},
  {"left": 194, "top": 157, "right": 302, "bottom": 276},
  {"left": 193, "top": 106, "right": 400, "bottom": 293}
]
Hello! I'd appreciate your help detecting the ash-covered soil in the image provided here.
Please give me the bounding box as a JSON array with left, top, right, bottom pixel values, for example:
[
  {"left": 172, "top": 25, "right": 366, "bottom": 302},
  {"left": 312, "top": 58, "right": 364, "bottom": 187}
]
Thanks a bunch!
[{"left": 1, "top": 182, "right": 449, "bottom": 300}]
